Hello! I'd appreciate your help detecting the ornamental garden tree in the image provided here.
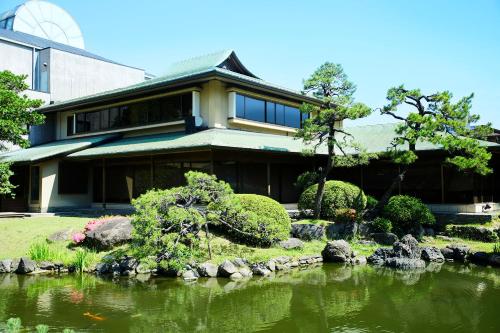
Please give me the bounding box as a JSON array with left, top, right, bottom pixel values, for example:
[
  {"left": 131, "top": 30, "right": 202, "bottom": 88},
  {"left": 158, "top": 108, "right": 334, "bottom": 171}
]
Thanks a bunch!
[
  {"left": 0, "top": 70, "right": 44, "bottom": 195},
  {"left": 296, "top": 63, "right": 376, "bottom": 219},
  {"left": 370, "top": 86, "right": 493, "bottom": 215}
]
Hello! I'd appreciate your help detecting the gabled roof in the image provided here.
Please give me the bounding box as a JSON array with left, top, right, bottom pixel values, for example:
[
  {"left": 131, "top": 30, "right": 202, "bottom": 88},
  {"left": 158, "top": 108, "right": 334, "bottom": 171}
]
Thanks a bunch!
[
  {"left": 0, "top": 28, "right": 141, "bottom": 70},
  {"left": 165, "top": 50, "right": 258, "bottom": 78},
  {"left": 38, "top": 50, "right": 319, "bottom": 113}
]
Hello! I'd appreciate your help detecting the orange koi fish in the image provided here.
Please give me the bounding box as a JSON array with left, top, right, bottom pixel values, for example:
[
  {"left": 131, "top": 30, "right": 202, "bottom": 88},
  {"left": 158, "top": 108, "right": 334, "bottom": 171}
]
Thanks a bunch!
[{"left": 83, "top": 312, "right": 106, "bottom": 321}]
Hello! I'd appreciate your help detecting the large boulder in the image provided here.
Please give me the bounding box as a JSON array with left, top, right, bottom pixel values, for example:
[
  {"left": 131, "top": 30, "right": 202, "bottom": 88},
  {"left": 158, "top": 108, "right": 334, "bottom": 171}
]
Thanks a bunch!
[
  {"left": 326, "top": 222, "right": 359, "bottom": 240},
  {"left": 218, "top": 260, "right": 238, "bottom": 277},
  {"left": 322, "top": 240, "right": 353, "bottom": 262},
  {"left": 421, "top": 247, "right": 445, "bottom": 262},
  {"left": 85, "top": 217, "right": 132, "bottom": 250},
  {"left": 279, "top": 238, "right": 304, "bottom": 250},
  {"left": 0, "top": 259, "right": 12, "bottom": 273},
  {"left": 16, "top": 257, "right": 36, "bottom": 274},
  {"left": 291, "top": 223, "right": 325, "bottom": 240},
  {"left": 385, "top": 257, "right": 426, "bottom": 269},
  {"left": 470, "top": 252, "right": 490, "bottom": 265},
  {"left": 441, "top": 244, "right": 471, "bottom": 262},
  {"left": 47, "top": 228, "right": 76, "bottom": 242},
  {"left": 368, "top": 235, "right": 427, "bottom": 270},
  {"left": 371, "top": 232, "right": 399, "bottom": 246},
  {"left": 367, "top": 248, "right": 394, "bottom": 265},
  {"left": 197, "top": 262, "right": 218, "bottom": 278},
  {"left": 393, "top": 235, "right": 421, "bottom": 259},
  {"left": 489, "top": 254, "right": 500, "bottom": 267}
]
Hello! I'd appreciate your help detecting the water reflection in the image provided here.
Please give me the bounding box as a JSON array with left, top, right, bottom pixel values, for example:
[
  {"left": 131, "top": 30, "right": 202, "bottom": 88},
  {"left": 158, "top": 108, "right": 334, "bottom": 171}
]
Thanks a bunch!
[{"left": 0, "top": 263, "right": 498, "bottom": 333}]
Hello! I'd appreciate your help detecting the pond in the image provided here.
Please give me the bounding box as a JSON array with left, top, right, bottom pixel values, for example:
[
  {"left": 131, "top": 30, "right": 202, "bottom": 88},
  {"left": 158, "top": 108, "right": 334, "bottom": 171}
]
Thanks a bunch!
[{"left": 0, "top": 263, "right": 499, "bottom": 333}]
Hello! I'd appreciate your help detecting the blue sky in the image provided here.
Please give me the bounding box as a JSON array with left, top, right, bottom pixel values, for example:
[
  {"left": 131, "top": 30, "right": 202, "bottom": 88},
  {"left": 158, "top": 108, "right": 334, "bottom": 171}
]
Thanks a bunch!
[{"left": 2, "top": 0, "right": 499, "bottom": 127}]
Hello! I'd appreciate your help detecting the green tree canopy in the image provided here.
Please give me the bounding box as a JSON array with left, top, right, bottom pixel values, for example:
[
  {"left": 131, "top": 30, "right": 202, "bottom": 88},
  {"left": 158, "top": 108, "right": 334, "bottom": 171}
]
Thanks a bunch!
[
  {"left": 372, "top": 85, "right": 493, "bottom": 213},
  {"left": 296, "top": 63, "right": 375, "bottom": 219},
  {"left": 0, "top": 70, "right": 44, "bottom": 195}
]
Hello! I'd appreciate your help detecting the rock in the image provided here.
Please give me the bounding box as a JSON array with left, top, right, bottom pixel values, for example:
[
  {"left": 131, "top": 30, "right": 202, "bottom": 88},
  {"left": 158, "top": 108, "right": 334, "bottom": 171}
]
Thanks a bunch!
[
  {"left": 218, "top": 260, "right": 238, "bottom": 277},
  {"left": 423, "top": 228, "right": 435, "bottom": 237},
  {"left": 274, "top": 256, "right": 291, "bottom": 264},
  {"left": 266, "top": 260, "right": 276, "bottom": 272},
  {"left": 251, "top": 263, "right": 271, "bottom": 276},
  {"left": 440, "top": 247, "right": 454, "bottom": 260},
  {"left": 47, "top": 228, "right": 76, "bottom": 242},
  {"left": 10, "top": 259, "right": 20, "bottom": 272},
  {"left": 182, "top": 270, "right": 199, "bottom": 281},
  {"left": 16, "top": 257, "right": 37, "bottom": 274},
  {"left": 119, "top": 257, "right": 138, "bottom": 273},
  {"left": 38, "top": 261, "right": 55, "bottom": 270},
  {"left": 436, "top": 235, "right": 453, "bottom": 241},
  {"left": 238, "top": 267, "right": 253, "bottom": 278},
  {"left": 395, "top": 235, "right": 421, "bottom": 259},
  {"left": 352, "top": 256, "right": 367, "bottom": 265},
  {"left": 443, "top": 244, "right": 471, "bottom": 262},
  {"left": 385, "top": 258, "right": 426, "bottom": 269},
  {"left": 446, "top": 225, "right": 499, "bottom": 243},
  {"left": 279, "top": 238, "right": 304, "bottom": 250},
  {"left": 197, "top": 262, "right": 218, "bottom": 277},
  {"left": 421, "top": 247, "right": 444, "bottom": 262},
  {"left": 84, "top": 217, "right": 132, "bottom": 250},
  {"left": 489, "top": 254, "right": 500, "bottom": 267},
  {"left": 0, "top": 259, "right": 12, "bottom": 273},
  {"left": 470, "top": 252, "right": 490, "bottom": 265},
  {"left": 326, "top": 222, "right": 359, "bottom": 240},
  {"left": 291, "top": 223, "right": 325, "bottom": 241},
  {"left": 371, "top": 233, "right": 399, "bottom": 246},
  {"left": 229, "top": 272, "right": 243, "bottom": 280},
  {"left": 322, "top": 240, "right": 353, "bottom": 262},
  {"left": 358, "top": 240, "right": 377, "bottom": 246},
  {"left": 95, "top": 262, "right": 111, "bottom": 275},
  {"left": 367, "top": 248, "right": 394, "bottom": 265}
]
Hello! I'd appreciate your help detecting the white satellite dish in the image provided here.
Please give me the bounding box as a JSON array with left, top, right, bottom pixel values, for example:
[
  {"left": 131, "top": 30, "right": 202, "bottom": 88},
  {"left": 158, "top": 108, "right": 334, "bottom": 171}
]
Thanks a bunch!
[{"left": 0, "top": 0, "right": 85, "bottom": 49}]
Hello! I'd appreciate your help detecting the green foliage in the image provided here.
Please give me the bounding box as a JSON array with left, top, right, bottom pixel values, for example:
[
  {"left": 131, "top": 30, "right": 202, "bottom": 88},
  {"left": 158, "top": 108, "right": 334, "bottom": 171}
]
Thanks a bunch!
[
  {"left": 298, "top": 180, "right": 367, "bottom": 219},
  {"left": 333, "top": 208, "right": 358, "bottom": 223},
  {"left": 6, "top": 317, "right": 21, "bottom": 332},
  {"left": 445, "top": 225, "right": 499, "bottom": 243},
  {"left": 493, "top": 243, "right": 500, "bottom": 254},
  {"left": 28, "top": 241, "right": 53, "bottom": 261},
  {"left": 36, "top": 324, "right": 49, "bottom": 333},
  {"left": 381, "top": 85, "right": 492, "bottom": 175},
  {"left": 233, "top": 194, "right": 291, "bottom": 245},
  {"left": 371, "top": 217, "right": 393, "bottom": 233},
  {"left": 294, "top": 171, "right": 319, "bottom": 191},
  {"left": 366, "top": 195, "right": 378, "bottom": 210},
  {"left": 382, "top": 195, "right": 435, "bottom": 236},
  {"left": 295, "top": 63, "right": 374, "bottom": 219},
  {"left": 73, "top": 248, "right": 98, "bottom": 273},
  {"left": 0, "top": 70, "right": 44, "bottom": 195}
]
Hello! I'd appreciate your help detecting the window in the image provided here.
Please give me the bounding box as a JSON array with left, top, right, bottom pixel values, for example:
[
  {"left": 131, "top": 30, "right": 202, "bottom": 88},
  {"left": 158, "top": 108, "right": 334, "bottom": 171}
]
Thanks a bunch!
[
  {"left": 66, "top": 116, "right": 74, "bottom": 136},
  {"left": 30, "top": 166, "right": 40, "bottom": 202},
  {"left": 59, "top": 162, "right": 88, "bottom": 194},
  {"left": 71, "top": 92, "right": 193, "bottom": 135},
  {"left": 235, "top": 93, "right": 308, "bottom": 129}
]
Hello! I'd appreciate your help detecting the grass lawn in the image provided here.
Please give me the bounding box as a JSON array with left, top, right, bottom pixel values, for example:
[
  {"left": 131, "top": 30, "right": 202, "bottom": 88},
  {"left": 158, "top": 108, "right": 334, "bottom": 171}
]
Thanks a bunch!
[
  {"left": 0, "top": 216, "right": 89, "bottom": 259},
  {"left": 420, "top": 236, "right": 497, "bottom": 253}
]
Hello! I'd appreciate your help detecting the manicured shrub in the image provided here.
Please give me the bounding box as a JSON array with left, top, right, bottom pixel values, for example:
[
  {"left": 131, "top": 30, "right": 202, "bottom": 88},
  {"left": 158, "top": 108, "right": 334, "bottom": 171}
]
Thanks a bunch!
[
  {"left": 333, "top": 208, "right": 358, "bottom": 224},
  {"left": 234, "top": 194, "right": 291, "bottom": 245},
  {"left": 370, "top": 217, "right": 392, "bottom": 233},
  {"left": 366, "top": 195, "right": 378, "bottom": 210},
  {"left": 298, "top": 180, "right": 367, "bottom": 219},
  {"left": 382, "top": 195, "right": 435, "bottom": 236},
  {"left": 445, "top": 225, "right": 499, "bottom": 243}
]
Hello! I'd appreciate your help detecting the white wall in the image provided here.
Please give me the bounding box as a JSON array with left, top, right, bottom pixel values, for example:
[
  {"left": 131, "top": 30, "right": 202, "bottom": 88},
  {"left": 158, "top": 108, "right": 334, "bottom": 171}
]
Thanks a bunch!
[
  {"left": 0, "top": 39, "right": 33, "bottom": 86},
  {"left": 49, "top": 49, "right": 144, "bottom": 102}
]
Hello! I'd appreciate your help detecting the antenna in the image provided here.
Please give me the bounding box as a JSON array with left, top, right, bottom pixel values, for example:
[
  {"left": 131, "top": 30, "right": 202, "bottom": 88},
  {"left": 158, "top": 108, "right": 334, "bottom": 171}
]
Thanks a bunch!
[{"left": 0, "top": 0, "right": 85, "bottom": 49}]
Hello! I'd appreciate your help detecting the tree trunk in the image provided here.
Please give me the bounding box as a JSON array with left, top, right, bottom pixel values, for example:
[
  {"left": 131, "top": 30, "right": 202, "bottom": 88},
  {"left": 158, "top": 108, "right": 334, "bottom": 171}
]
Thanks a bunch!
[{"left": 313, "top": 139, "right": 334, "bottom": 219}]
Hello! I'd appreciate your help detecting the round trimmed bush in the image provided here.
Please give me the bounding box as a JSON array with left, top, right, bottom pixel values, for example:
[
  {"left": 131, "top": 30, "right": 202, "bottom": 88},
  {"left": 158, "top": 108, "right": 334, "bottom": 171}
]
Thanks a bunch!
[
  {"left": 235, "top": 194, "right": 291, "bottom": 245},
  {"left": 366, "top": 195, "right": 378, "bottom": 210},
  {"left": 382, "top": 195, "right": 435, "bottom": 236},
  {"left": 298, "top": 180, "right": 367, "bottom": 220},
  {"left": 370, "top": 217, "right": 392, "bottom": 233}
]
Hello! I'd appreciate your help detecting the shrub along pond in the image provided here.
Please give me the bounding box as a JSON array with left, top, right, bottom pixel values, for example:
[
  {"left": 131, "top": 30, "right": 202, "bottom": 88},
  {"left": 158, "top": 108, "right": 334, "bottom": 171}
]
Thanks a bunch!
[{"left": 0, "top": 263, "right": 499, "bottom": 332}]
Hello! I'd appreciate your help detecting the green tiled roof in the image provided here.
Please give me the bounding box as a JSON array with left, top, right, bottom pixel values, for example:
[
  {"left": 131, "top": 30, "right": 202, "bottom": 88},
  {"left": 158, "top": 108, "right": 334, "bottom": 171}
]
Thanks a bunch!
[
  {"left": 68, "top": 129, "right": 324, "bottom": 158},
  {"left": 39, "top": 50, "right": 317, "bottom": 113},
  {"left": 0, "top": 134, "right": 117, "bottom": 163}
]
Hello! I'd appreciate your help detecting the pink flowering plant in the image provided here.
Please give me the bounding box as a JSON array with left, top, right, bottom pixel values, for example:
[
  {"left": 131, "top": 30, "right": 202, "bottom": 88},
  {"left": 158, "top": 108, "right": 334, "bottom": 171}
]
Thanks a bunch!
[{"left": 72, "top": 216, "right": 117, "bottom": 245}]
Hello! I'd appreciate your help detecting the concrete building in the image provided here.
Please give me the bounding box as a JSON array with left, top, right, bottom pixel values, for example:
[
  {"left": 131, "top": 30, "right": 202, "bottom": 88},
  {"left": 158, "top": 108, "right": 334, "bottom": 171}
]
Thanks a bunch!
[{"left": 0, "top": 50, "right": 498, "bottom": 213}]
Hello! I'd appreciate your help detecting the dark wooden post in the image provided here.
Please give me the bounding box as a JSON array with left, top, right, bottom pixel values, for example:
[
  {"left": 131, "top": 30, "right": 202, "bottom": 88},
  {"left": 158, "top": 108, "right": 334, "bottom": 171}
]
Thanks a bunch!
[{"left": 102, "top": 158, "right": 106, "bottom": 209}]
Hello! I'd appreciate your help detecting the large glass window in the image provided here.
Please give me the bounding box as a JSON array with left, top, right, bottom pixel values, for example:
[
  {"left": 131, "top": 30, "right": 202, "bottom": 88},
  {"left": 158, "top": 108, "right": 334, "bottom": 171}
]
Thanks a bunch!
[
  {"left": 71, "top": 92, "right": 193, "bottom": 135},
  {"left": 235, "top": 93, "right": 307, "bottom": 129}
]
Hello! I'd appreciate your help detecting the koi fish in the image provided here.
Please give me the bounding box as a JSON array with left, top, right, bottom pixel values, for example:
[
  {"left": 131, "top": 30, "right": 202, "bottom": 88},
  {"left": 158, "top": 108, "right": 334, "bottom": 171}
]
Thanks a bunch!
[{"left": 83, "top": 312, "right": 105, "bottom": 321}]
